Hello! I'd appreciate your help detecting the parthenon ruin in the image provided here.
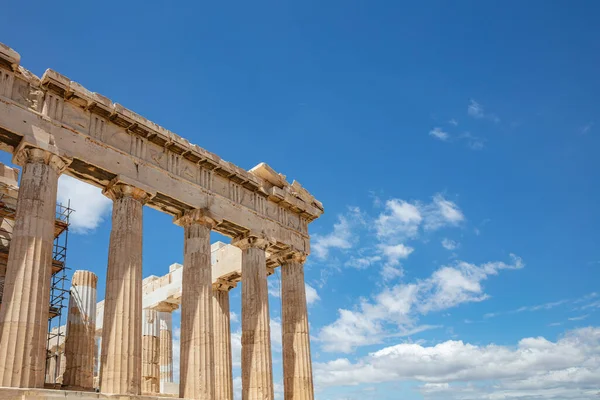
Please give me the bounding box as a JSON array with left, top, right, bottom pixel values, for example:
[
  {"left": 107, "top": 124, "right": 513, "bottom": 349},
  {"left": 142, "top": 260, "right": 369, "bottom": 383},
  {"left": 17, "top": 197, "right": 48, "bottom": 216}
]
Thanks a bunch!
[{"left": 0, "top": 41, "right": 323, "bottom": 400}]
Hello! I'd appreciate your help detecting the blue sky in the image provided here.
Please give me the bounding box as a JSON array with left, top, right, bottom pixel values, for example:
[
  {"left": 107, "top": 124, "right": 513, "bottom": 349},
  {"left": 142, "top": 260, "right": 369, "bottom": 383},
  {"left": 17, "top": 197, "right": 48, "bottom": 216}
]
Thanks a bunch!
[{"left": 2, "top": 1, "right": 600, "bottom": 399}]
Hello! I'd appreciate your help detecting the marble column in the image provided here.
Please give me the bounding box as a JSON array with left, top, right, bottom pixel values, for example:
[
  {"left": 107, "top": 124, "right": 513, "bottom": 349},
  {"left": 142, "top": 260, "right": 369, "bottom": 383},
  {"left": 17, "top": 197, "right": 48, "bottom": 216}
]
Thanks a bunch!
[
  {"left": 0, "top": 147, "right": 67, "bottom": 388},
  {"left": 176, "top": 210, "right": 215, "bottom": 400},
  {"left": 281, "top": 255, "right": 314, "bottom": 400},
  {"left": 234, "top": 236, "right": 274, "bottom": 400},
  {"left": 142, "top": 309, "right": 160, "bottom": 394},
  {"left": 100, "top": 183, "right": 150, "bottom": 395},
  {"left": 64, "top": 270, "right": 98, "bottom": 389},
  {"left": 157, "top": 305, "right": 177, "bottom": 391},
  {"left": 213, "top": 284, "right": 235, "bottom": 400}
]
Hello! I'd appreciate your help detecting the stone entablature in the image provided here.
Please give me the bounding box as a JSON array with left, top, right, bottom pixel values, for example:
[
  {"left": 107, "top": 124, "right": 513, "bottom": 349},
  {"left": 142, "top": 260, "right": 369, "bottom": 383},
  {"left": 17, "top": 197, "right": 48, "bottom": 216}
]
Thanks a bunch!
[{"left": 0, "top": 42, "right": 322, "bottom": 256}]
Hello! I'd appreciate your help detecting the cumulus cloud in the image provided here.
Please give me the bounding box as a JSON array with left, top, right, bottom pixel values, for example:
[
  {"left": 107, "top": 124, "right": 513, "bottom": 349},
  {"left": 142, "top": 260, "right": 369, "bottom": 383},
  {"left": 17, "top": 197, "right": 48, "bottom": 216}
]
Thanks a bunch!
[
  {"left": 315, "top": 327, "right": 600, "bottom": 400},
  {"left": 57, "top": 175, "right": 112, "bottom": 234},
  {"left": 378, "top": 244, "right": 414, "bottom": 266},
  {"left": 375, "top": 199, "right": 422, "bottom": 240},
  {"left": 375, "top": 195, "right": 464, "bottom": 242},
  {"left": 312, "top": 207, "right": 363, "bottom": 259},
  {"left": 314, "top": 194, "right": 465, "bottom": 284},
  {"left": 318, "top": 254, "right": 523, "bottom": 353},
  {"left": 421, "top": 194, "right": 465, "bottom": 231},
  {"left": 417, "top": 255, "right": 523, "bottom": 314},
  {"left": 378, "top": 244, "right": 414, "bottom": 281}
]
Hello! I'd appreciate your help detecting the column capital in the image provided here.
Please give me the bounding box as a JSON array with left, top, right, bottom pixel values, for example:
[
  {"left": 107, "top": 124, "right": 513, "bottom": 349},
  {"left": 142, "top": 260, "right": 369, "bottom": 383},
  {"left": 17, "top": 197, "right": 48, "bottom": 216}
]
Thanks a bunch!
[
  {"left": 173, "top": 208, "right": 217, "bottom": 228},
  {"left": 213, "top": 278, "right": 238, "bottom": 291},
  {"left": 153, "top": 302, "right": 179, "bottom": 313},
  {"left": 102, "top": 179, "right": 153, "bottom": 203},
  {"left": 231, "top": 233, "right": 274, "bottom": 251},
  {"left": 273, "top": 250, "right": 308, "bottom": 266},
  {"left": 13, "top": 143, "right": 70, "bottom": 174}
]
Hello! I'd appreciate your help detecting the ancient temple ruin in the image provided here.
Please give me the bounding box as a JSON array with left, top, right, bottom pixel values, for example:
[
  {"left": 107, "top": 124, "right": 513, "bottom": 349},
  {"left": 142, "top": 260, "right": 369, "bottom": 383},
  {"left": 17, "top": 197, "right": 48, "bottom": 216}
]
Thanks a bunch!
[{"left": 0, "top": 41, "right": 323, "bottom": 400}]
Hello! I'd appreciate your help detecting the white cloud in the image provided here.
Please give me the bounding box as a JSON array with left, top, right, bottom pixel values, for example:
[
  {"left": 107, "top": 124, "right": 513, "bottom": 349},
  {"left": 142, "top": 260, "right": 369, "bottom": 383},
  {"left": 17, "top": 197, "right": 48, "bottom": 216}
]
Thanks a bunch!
[
  {"left": 315, "top": 195, "right": 463, "bottom": 280},
  {"left": 467, "top": 100, "right": 485, "bottom": 118},
  {"left": 448, "top": 119, "right": 458, "bottom": 126},
  {"left": 313, "top": 194, "right": 465, "bottom": 280},
  {"left": 305, "top": 283, "right": 320, "bottom": 305},
  {"left": 380, "top": 264, "right": 405, "bottom": 281},
  {"left": 312, "top": 208, "right": 363, "bottom": 259},
  {"left": 429, "top": 127, "right": 450, "bottom": 141},
  {"left": 318, "top": 254, "right": 523, "bottom": 353},
  {"left": 467, "top": 99, "right": 500, "bottom": 123},
  {"left": 421, "top": 195, "right": 465, "bottom": 231},
  {"left": 270, "top": 318, "right": 282, "bottom": 351},
  {"left": 375, "top": 199, "right": 422, "bottom": 240},
  {"left": 441, "top": 238, "right": 459, "bottom": 251},
  {"left": 582, "top": 300, "right": 600, "bottom": 310},
  {"left": 233, "top": 376, "right": 242, "bottom": 400},
  {"left": 378, "top": 244, "right": 414, "bottom": 266},
  {"left": 378, "top": 244, "right": 414, "bottom": 281},
  {"left": 268, "top": 279, "right": 281, "bottom": 298},
  {"left": 57, "top": 175, "right": 112, "bottom": 234},
  {"left": 345, "top": 255, "right": 382, "bottom": 269},
  {"left": 232, "top": 330, "right": 242, "bottom": 367},
  {"left": 568, "top": 315, "right": 589, "bottom": 321},
  {"left": 516, "top": 300, "right": 570, "bottom": 313},
  {"left": 315, "top": 327, "right": 600, "bottom": 400},
  {"left": 230, "top": 311, "right": 239, "bottom": 323}
]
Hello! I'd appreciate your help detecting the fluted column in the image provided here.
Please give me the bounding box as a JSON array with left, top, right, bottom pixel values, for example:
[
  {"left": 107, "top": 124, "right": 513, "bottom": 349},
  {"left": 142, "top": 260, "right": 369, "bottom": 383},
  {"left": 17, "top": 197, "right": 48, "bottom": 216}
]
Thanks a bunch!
[
  {"left": 64, "top": 270, "right": 98, "bottom": 389},
  {"left": 100, "top": 182, "right": 150, "bottom": 395},
  {"left": 0, "top": 147, "right": 68, "bottom": 388},
  {"left": 213, "top": 284, "right": 235, "bottom": 400},
  {"left": 175, "top": 209, "right": 215, "bottom": 400},
  {"left": 157, "top": 303, "right": 177, "bottom": 392},
  {"left": 142, "top": 309, "right": 160, "bottom": 394},
  {"left": 233, "top": 236, "right": 274, "bottom": 400},
  {"left": 281, "top": 255, "right": 314, "bottom": 400}
]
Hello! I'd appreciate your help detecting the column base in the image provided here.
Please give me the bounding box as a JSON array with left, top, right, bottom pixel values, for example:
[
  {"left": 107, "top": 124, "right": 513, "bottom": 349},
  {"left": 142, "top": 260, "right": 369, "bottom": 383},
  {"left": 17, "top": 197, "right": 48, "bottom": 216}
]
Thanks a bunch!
[{"left": 0, "top": 387, "right": 185, "bottom": 399}]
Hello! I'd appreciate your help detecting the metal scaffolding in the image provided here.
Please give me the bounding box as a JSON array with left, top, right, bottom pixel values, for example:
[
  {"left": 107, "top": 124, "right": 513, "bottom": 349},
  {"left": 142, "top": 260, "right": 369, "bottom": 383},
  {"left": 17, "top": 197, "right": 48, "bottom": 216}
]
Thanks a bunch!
[{"left": 45, "top": 200, "right": 73, "bottom": 385}]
